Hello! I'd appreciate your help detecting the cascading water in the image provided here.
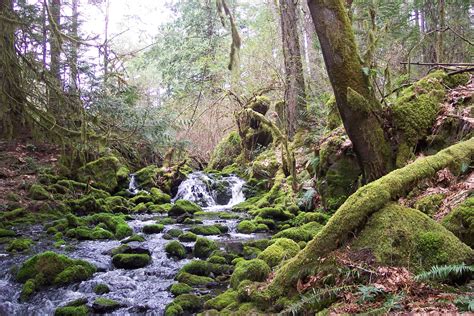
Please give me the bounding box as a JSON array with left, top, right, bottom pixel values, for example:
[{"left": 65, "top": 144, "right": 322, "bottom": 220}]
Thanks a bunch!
[{"left": 0, "top": 172, "right": 259, "bottom": 315}]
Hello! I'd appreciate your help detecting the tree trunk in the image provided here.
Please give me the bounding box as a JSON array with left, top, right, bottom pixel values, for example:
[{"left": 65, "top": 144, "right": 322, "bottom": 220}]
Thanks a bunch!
[
  {"left": 0, "top": 0, "right": 27, "bottom": 138},
  {"left": 436, "top": 0, "right": 445, "bottom": 63},
  {"left": 70, "top": 0, "right": 79, "bottom": 93},
  {"left": 49, "top": 0, "right": 62, "bottom": 112},
  {"left": 307, "top": 0, "right": 393, "bottom": 182},
  {"left": 279, "top": 0, "right": 306, "bottom": 139}
]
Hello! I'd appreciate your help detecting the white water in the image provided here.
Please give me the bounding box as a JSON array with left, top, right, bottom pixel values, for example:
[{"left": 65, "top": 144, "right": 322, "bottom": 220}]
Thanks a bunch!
[{"left": 173, "top": 172, "right": 245, "bottom": 209}]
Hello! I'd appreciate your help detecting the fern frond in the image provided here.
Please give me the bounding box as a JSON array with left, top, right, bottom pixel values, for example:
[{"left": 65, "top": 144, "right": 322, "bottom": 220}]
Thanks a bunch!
[{"left": 414, "top": 263, "right": 474, "bottom": 282}]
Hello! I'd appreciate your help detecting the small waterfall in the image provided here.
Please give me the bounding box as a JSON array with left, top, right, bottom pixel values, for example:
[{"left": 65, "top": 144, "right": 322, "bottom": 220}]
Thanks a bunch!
[
  {"left": 127, "top": 174, "right": 140, "bottom": 195},
  {"left": 173, "top": 172, "right": 245, "bottom": 208}
]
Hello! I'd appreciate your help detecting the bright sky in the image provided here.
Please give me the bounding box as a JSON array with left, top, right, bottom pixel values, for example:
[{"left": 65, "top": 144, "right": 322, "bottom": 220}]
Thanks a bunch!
[{"left": 80, "top": 0, "right": 174, "bottom": 52}]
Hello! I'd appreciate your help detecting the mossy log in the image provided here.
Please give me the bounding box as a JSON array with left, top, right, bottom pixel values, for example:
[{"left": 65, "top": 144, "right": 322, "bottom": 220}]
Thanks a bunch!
[{"left": 263, "top": 137, "right": 474, "bottom": 299}]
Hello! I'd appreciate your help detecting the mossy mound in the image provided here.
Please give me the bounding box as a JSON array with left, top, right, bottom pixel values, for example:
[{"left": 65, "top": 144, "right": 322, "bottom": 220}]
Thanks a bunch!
[
  {"left": 0, "top": 228, "right": 16, "bottom": 237},
  {"left": 54, "top": 305, "right": 89, "bottom": 316},
  {"left": 257, "top": 238, "right": 300, "bottom": 268},
  {"left": 170, "top": 282, "right": 193, "bottom": 296},
  {"left": 16, "top": 251, "right": 96, "bottom": 300},
  {"left": 442, "top": 197, "right": 473, "bottom": 248},
  {"left": 190, "top": 224, "right": 224, "bottom": 236},
  {"left": 414, "top": 193, "right": 445, "bottom": 216},
  {"left": 6, "top": 238, "right": 33, "bottom": 252},
  {"left": 175, "top": 272, "right": 214, "bottom": 286},
  {"left": 194, "top": 237, "right": 218, "bottom": 259},
  {"left": 178, "top": 231, "right": 197, "bottom": 242},
  {"left": 143, "top": 224, "right": 164, "bottom": 234},
  {"left": 230, "top": 259, "right": 271, "bottom": 289},
  {"left": 112, "top": 253, "right": 151, "bottom": 269},
  {"left": 208, "top": 131, "right": 242, "bottom": 170},
  {"left": 93, "top": 283, "right": 110, "bottom": 294},
  {"left": 352, "top": 203, "right": 473, "bottom": 271},
  {"left": 179, "top": 260, "right": 232, "bottom": 277},
  {"left": 169, "top": 200, "right": 203, "bottom": 217},
  {"left": 273, "top": 222, "right": 323, "bottom": 242},
  {"left": 29, "top": 184, "right": 52, "bottom": 200},
  {"left": 165, "top": 241, "right": 187, "bottom": 259},
  {"left": 237, "top": 220, "right": 257, "bottom": 234},
  {"left": 166, "top": 294, "right": 203, "bottom": 315},
  {"left": 204, "top": 290, "right": 238, "bottom": 311},
  {"left": 92, "top": 297, "right": 123, "bottom": 313},
  {"left": 77, "top": 156, "right": 126, "bottom": 193},
  {"left": 150, "top": 187, "right": 171, "bottom": 204}
]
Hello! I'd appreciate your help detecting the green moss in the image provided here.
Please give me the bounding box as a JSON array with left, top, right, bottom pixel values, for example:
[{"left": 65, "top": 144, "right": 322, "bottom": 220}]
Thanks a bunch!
[
  {"left": 112, "top": 253, "right": 151, "bottom": 269},
  {"left": 29, "top": 184, "right": 51, "bottom": 200},
  {"left": 143, "top": 224, "right": 164, "bottom": 234},
  {"left": 442, "top": 197, "right": 474, "bottom": 248},
  {"left": 190, "top": 225, "right": 222, "bottom": 236},
  {"left": 179, "top": 260, "right": 232, "bottom": 277},
  {"left": 290, "top": 212, "right": 330, "bottom": 226},
  {"left": 169, "top": 200, "right": 203, "bottom": 217},
  {"left": 171, "top": 294, "right": 203, "bottom": 313},
  {"left": 194, "top": 237, "right": 218, "bottom": 259},
  {"left": 92, "top": 297, "right": 122, "bottom": 313},
  {"left": 325, "top": 96, "right": 342, "bottom": 130},
  {"left": 237, "top": 220, "right": 257, "bottom": 234},
  {"left": 77, "top": 156, "right": 124, "bottom": 193},
  {"left": 54, "top": 305, "right": 88, "bottom": 316},
  {"left": 208, "top": 131, "right": 242, "bottom": 170},
  {"left": 352, "top": 203, "right": 473, "bottom": 271},
  {"left": 175, "top": 272, "right": 214, "bottom": 286},
  {"left": 170, "top": 282, "right": 193, "bottom": 296},
  {"left": 165, "top": 241, "right": 187, "bottom": 259},
  {"left": 150, "top": 187, "right": 171, "bottom": 204},
  {"left": 208, "top": 255, "right": 227, "bottom": 264},
  {"left": 166, "top": 228, "right": 183, "bottom": 238},
  {"left": 66, "top": 226, "right": 114, "bottom": 240},
  {"left": 444, "top": 73, "right": 470, "bottom": 88},
  {"left": 204, "top": 290, "right": 238, "bottom": 311},
  {"left": 93, "top": 283, "right": 110, "bottom": 294},
  {"left": 20, "top": 279, "right": 36, "bottom": 301},
  {"left": 134, "top": 165, "right": 160, "bottom": 189},
  {"left": 273, "top": 222, "right": 323, "bottom": 242},
  {"left": 16, "top": 251, "right": 95, "bottom": 299},
  {"left": 0, "top": 228, "right": 16, "bottom": 237},
  {"left": 258, "top": 238, "right": 300, "bottom": 268},
  {"left": 230, "top": 259, "right": 271, "bottom": 289},
  {"left": 252, "top": 207, "right": 294, "bottom": 221},
  {"left": 164, "top": 303, "right": 183, "bottom": 316},
  {"left": 121, "top": 234, "right": 145, "bottom": 244},
  {"left": 178, "top": 231, "right": 197, "bottom": 242},
  {"left": 414, "top": 193, "right": 445, "bottom": 215}
]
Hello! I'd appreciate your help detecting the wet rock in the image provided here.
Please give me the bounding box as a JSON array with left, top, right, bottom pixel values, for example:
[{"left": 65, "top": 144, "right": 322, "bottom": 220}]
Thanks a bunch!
[
  {"left": 112, "top": 254, "right": 151, "bottom": 269},
  {"left": 92, "top": 298, "right": 123, "bottom": 313}
]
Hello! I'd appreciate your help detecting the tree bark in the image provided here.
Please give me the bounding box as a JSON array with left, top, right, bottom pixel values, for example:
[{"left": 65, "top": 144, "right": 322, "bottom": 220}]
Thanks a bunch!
[
  {"left": 307, "top": 0, "right": 393, "bottom": 182},
  {"left": 49, "top": 0, "right": 62, "bottom": 112},
  {"left": 0, "top": 0, "right": 27, "bottom": 138},
  {"left": 279, "top": 0, "right": 306, "bottom": 139}
]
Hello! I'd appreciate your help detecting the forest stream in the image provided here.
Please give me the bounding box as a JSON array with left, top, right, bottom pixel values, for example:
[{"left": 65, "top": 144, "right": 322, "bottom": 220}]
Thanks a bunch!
[{"left": 0, "top": 172, "right": 265, "bottom": 315}]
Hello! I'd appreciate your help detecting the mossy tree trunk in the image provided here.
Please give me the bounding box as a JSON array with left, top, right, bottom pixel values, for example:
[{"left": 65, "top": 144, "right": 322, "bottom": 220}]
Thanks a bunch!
[
  {"left": 0, "top": 0, "right": 27, "bottom": 139},
  {"left": 279, "top": 0, "right": 306, "bottom": 140},
  {"left": 48, "top": 0, "right": 62, "bottom": 114},
  {"left": 307, "top": 0, "right": 393, "bottom": 182}
]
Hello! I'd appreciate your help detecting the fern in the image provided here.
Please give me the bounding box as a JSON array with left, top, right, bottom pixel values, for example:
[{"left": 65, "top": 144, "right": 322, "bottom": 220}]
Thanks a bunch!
[
  {"left": 414, "top": 263, "right": 474, "bottom": 282},
  {"left": 279, "top": 285, "right": 353, "bottom": 316}
]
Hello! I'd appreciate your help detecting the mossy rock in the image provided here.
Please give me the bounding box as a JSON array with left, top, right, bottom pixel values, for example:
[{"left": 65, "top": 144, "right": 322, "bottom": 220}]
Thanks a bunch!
[
  {"left": 257, "top": 238, "right": 300, "bottom": 268},
  {"left": 166, "top": 228, "right": 183, "bottom": 238},
  {"left": 121, "top": 234, "right": 145, "bottom": 244},
  {"left": 190, "top": 225, "right": 222, "bottom": 236},
  {"left": 169, "top": 200, "right": 203, "bottom": 217},
  {"left": 414, "top": 193, "right": 445, "bottom": 216},
  {"left": 66, "top": 226, "right": 114, "bottom": 240},
  {"left": 112, "top": 253, "right": 151, "bottom": 269},
  {"left": 0, "top": 228, "right": 16, "bottom": 238},
  {"left": 150, "top": 187, "right": 171, "bottom": 204},
  {"left": 168, "top": 294, "right": 203, "bottom": 314},
  {"left": 170, "top": 282, "right": 193, "bottom": 296},
  {"left": 208, "top": 131, "right": 242, "bottom": 170},
  {"left": 165, "top": 241, "right": 187, "bottom": 259},
  {"left": 273, "top": 222, "right": 323, "bottom": 242},
  {"left": 352, "top": 203, "right": 474, "bottom": 271},
  {"left": 230, "top": 259, "right": 271, "bottom": 289},
  {"left": 175, "top": 272, "right": 214, "bottom": 286},
  {"left": 134, "top": 165, "right": 161, "bottom": 189},
  {"left": 130, "top": 193, "right": 154, "bottom": 204},
  {"left": 178, "top": 231, "right": 197, "bottom": 242},
  {"left": 179, "top": 260, "right": 232, "bottom": 277},
  {"left": 442, "top": 197, "right": 473, "bottom": 248},
  {"left": 54, "top": 305, "right": 89, "bottom": 316},
  {"left": 16, "top": 251, "right": 96, "bottom": 300},
  {"left": 253, "top": 207, "right": 294, "bottom": 221},
  {"left": 194, "top": 237, "right": 218, "bottom": 259},
  {"left": 93, "top": 283, "right": 110, "bottom": 294},
  {"left": 77, "top": 156, "right": 125, "bottom": 193},
  {"left": 29, "top": 184, "right": 52, "bottom": 200},
  {"left": 236, "top": 220, "right": 257, "bottom": 234},
  {"left": 142, "top": 224, "right": 164, "bottom": 234},
  {"left": 6, "top": 238, "right": 33, "bottom": 253},
  {"left": 92, "top": 297, "right": 123, "bottom": 313},
  {"left": 204, "top": 290, "right": 238, "bottom": 311}
]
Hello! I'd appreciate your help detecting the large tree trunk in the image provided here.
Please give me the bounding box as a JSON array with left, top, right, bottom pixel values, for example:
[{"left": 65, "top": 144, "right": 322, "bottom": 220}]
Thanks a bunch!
[
  {"left": 279, "top": 0, "right": 306, "bottom": 139},
  {"left": 0, "top": 0, "right": 27, "bottom": 139},
  {"left": 307, "top": 0, "right": 393, "bottom": 182},
  {"left": 49, "top": 0, "right": 62, "bottom": 113}
]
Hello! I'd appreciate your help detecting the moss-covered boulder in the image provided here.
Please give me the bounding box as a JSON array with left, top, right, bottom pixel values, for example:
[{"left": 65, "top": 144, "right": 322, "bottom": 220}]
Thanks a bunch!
[
  {"left": 178, "top": 231, "right": 197, "bottom": 242},
  {"left": 165, "top": 241, "right": 187, "bottom": 259},
  {"left": 273, "top": 222, "right": 323, "bottom": 242},
  {"left": 92, "top": 298, "right": 123, "bottom": 313},
  {"left": 166, "top": 294, "right": 203, "bottom": 314},
  {"left": 175, "top": 272, "right": 214, "bottom": 286},
  {"left": 112, "top": 253, "right": 151, "bottom": 269},
  {"left": 16, "top": 251, "right": 96, "bottom": 300},
  {"left": 134, "top": 165, "right": 160, "bottom": 190},
  {"left": 77, "top": 156, "right": 126, "bottom": 193},
  {"left": 237, "top": 220, "right": 257, "bottom": 234},
  {"left": 230, "top": 259, "right": 271, "bottom": 289},
  {"left": 204, "top": 290, "right": 238, "bottom": 311},
  {"left": 66, "top": 226, "right": 114, "bottom": 240},
  {"left": 150, "top": 187, "right": 171, "bottom": 204},
  {"left": 0, "top": 228, "right": 16, "bottom": 237},
  {"left": 170, "top": 282, "right": 193, "bottom": 296},
  {"left": 169, "top": 200, "right": 202, "bottom": 217},
  {"left": 208, "top": 131, "right": 242, "bottom": 170},
  {"left": 142, "top": 224, "right": 164, "bottom": 234},
  {"left": 93, "top": 283, "right": 110, "bottom": 295},
  {"left": 54, "top": 305, "right": 89, "bottom": 316},
  {"left": 29, "top": 184, "right": 52, "bottom": 200},
  {"left": 442, "top": 197, "right": 473, "bottom": 248},
  {"left": 414, "top": 193, "right": 445, "bottom": 216},
  {"left": 352, "top": 203, "right": 473, "bottom": 270},
  {"left": 190, "top": 225, "right": 222, "bottom": 236},
  {"left": 257, "top": 238, "right": 300, "bottom": 268},
  {"left": 6, "top": 238, "right": 33, "bottom": 253},
  {"left": 194, "top": 237, "right": 218, "bottom": 259}
]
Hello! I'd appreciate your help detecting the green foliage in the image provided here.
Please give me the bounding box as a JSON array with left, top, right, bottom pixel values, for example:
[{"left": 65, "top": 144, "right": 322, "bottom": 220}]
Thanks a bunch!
[
  {"left": 414, "top": 264, "right": 474, "bottom": 283},
  {"left": 281, "top": 286, "right": 352, "bottom": 315}
]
